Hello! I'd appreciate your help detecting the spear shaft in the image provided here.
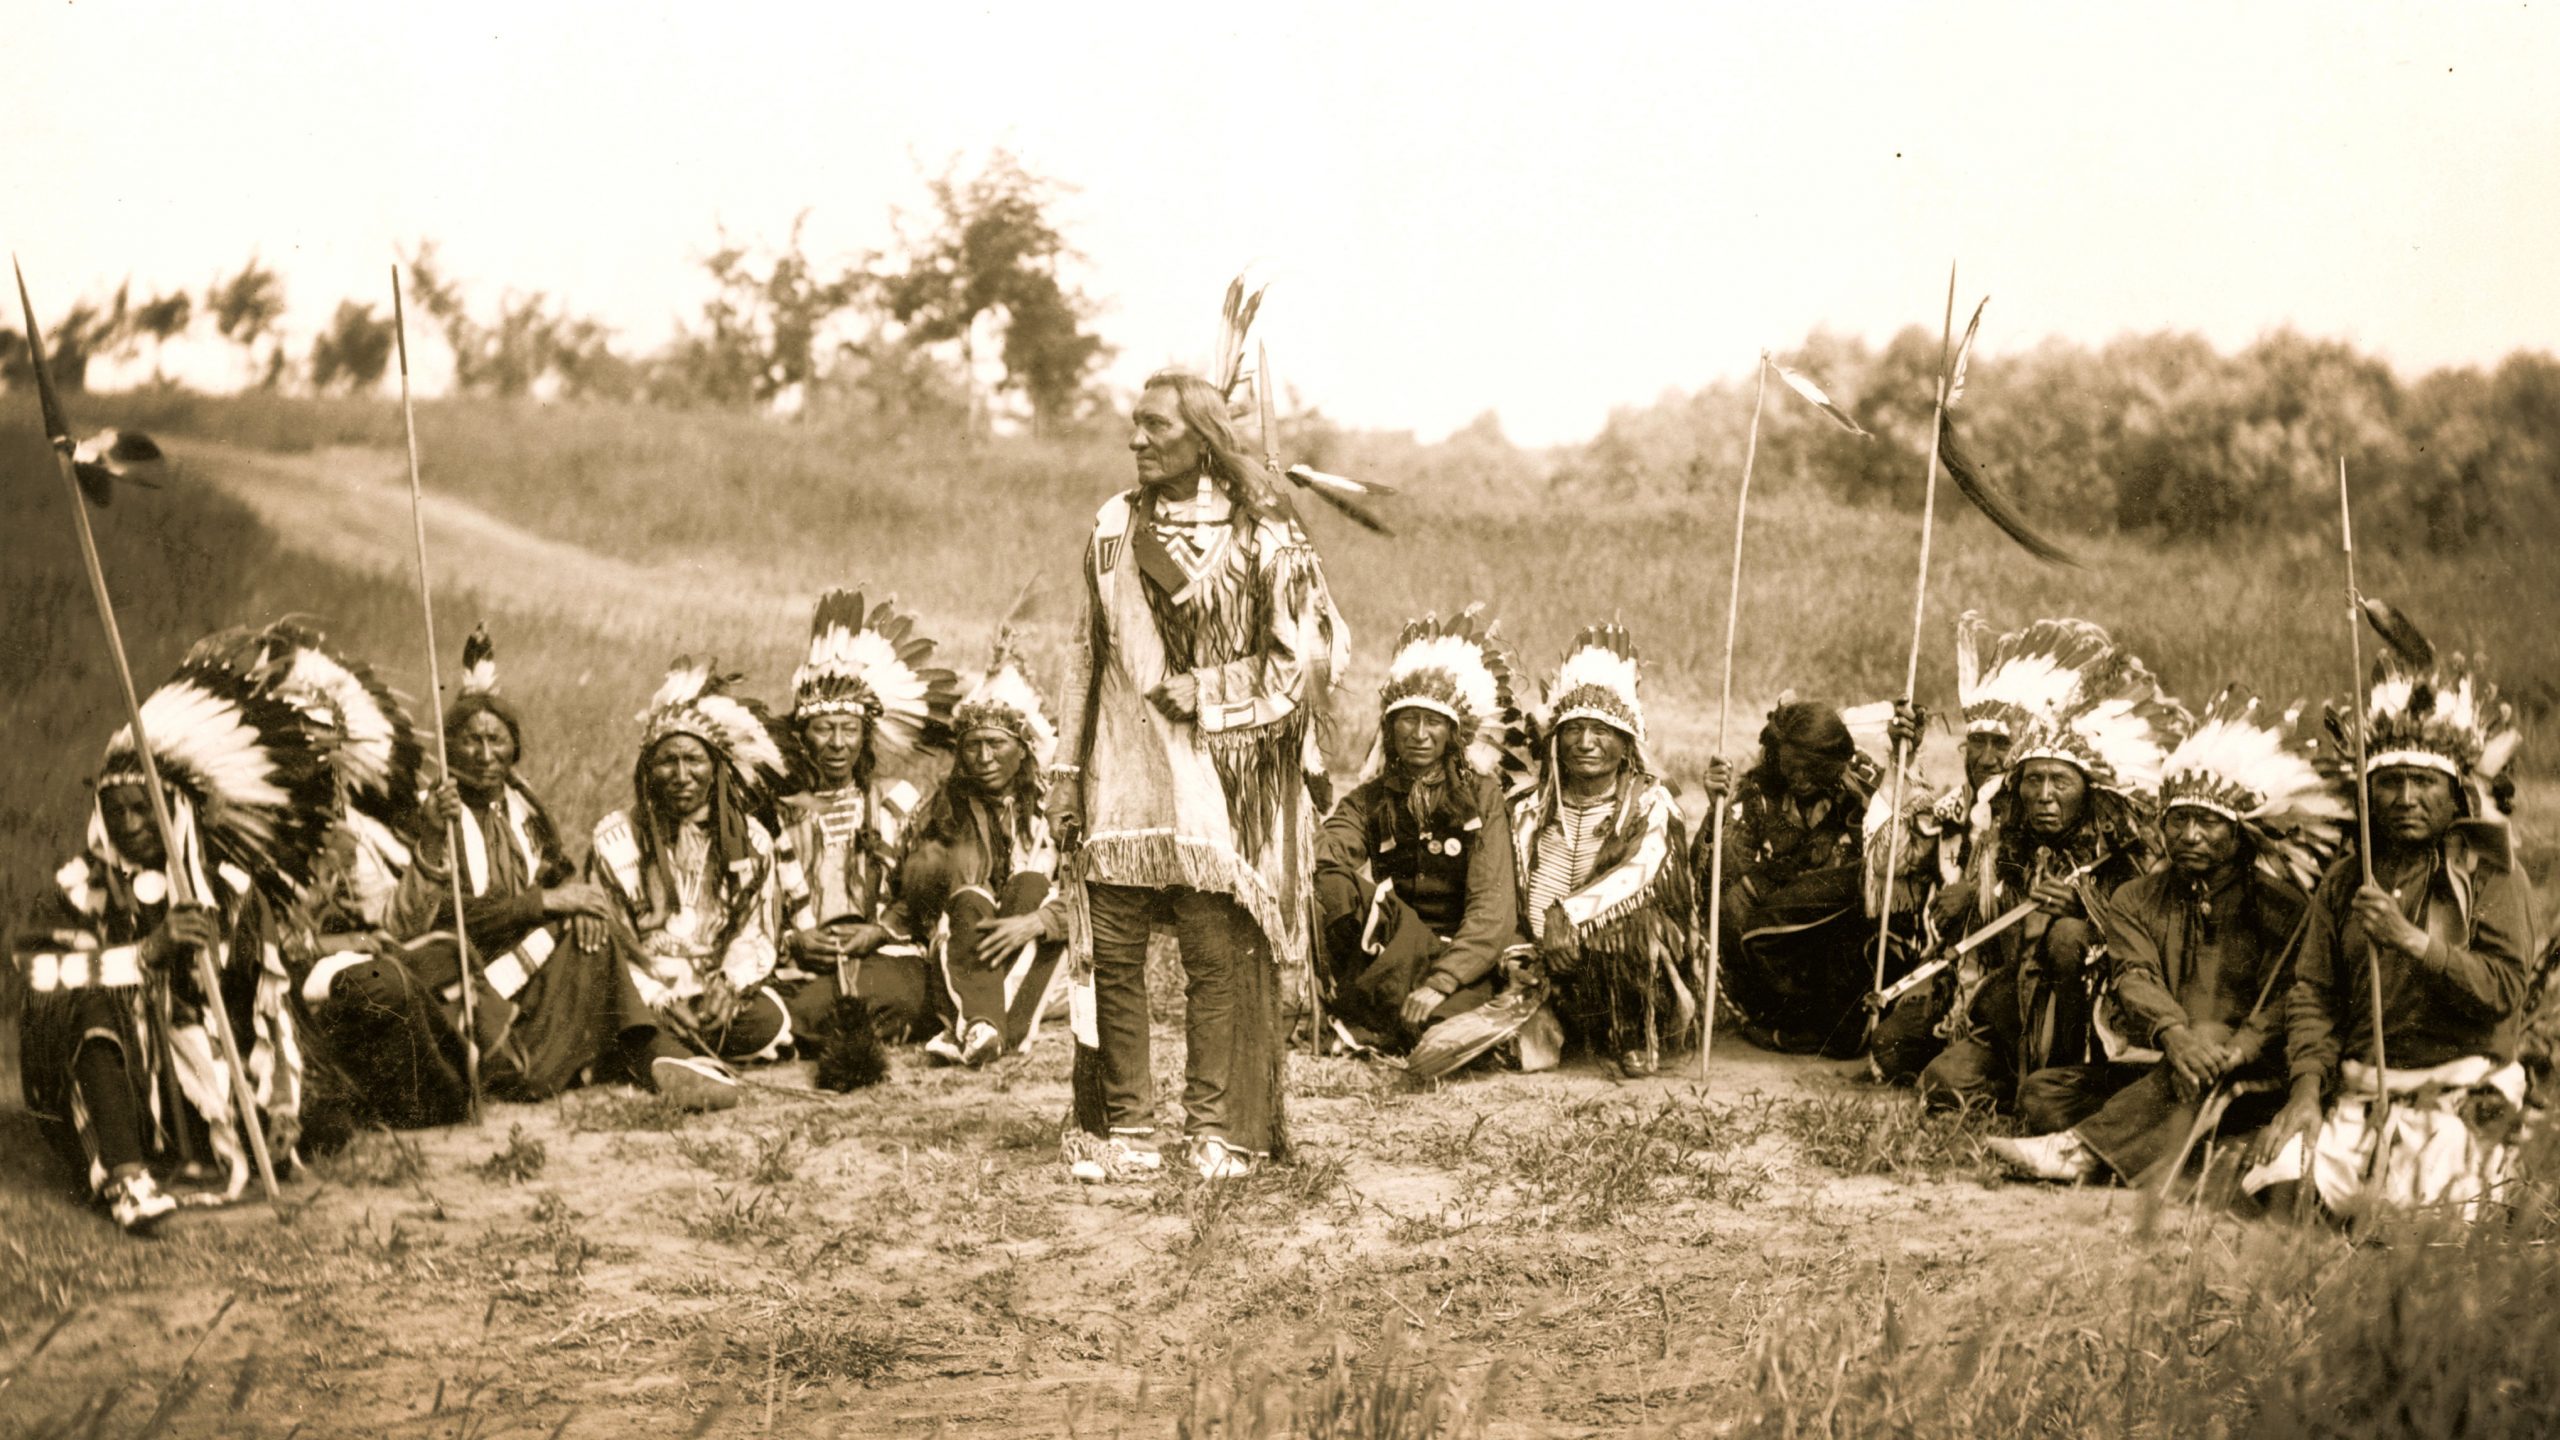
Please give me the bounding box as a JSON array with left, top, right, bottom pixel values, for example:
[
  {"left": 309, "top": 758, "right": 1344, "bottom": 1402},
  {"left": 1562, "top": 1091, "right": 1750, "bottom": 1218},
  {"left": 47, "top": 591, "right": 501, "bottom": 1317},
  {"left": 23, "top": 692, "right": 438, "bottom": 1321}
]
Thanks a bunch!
[
  {"left": 1869, "top": 263, "right": 1959, "bottom": 1002},
  {"left": 393, "top": 266, "right": 483, "bottom": 1119},
  {"left": 1698, "top": 356, "right": 1768, "bottom": 1087},
  {"left": 2339, "top": 458, "right": 2391, "bottom": 1151},
  {"left": 15, "top": 257, "right": 279, "bottom": 1202}
]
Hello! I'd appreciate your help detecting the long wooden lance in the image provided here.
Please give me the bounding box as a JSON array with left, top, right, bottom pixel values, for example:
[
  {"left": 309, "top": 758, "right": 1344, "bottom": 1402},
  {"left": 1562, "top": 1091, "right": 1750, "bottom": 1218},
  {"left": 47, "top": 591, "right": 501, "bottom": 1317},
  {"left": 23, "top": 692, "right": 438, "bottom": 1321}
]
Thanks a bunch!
[
  {"left": 1867, "top": 263, "right": 1960, "bottom": 1003},
  {"left": 392, "top": 265, "right": 484, "bottom": 1119},
  {"left": 14, "top": 256, "right": 280, "bottom": 1203},
  {"left": 1697, "top": 355, "right": 1769, "bottom": 1087},
  {"left": 1259, "top": 338, "right": 1330, "bottom": 1055},
  {"left": 2338, "top": 457, "right": 2392, "bottom": 1171}
]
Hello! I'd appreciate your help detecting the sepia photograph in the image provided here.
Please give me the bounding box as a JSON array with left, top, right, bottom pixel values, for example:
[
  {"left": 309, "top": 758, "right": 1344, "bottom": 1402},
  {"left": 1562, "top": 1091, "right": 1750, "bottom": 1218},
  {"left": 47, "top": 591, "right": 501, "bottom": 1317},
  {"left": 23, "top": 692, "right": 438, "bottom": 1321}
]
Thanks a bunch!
[{"left": 4, "top": 1, "right": 2558, "bottom": 1434}]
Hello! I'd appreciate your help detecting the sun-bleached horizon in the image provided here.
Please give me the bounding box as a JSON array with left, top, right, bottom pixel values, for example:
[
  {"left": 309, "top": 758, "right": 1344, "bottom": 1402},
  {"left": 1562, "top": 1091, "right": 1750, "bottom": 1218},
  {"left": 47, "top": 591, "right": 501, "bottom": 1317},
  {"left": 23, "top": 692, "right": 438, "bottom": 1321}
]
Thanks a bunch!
[{"left": 11, "top": 0, "right": 2558, "bottom": 447}]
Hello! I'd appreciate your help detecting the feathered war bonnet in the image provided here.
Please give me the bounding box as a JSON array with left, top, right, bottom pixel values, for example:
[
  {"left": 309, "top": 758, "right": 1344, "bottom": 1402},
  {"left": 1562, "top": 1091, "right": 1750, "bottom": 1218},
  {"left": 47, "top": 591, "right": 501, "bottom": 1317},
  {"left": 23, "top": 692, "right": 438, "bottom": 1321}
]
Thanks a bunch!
[
  {"left": 1955, "top": 612, "right": 2120, "bottom": 742},
  {"left": 203, "top": 620, "right": 424, "bottom": 834},
  {"left": 1999, "top": 624, "right": 2188, "bottom": 802},
  {"left": 2159, "top": 688, "right": 2351, "bottom": 889},
  {"left": 2333, "top": 600, "right": 2521, "bottom": 819},
  {"left": 953, "top": 634, "right": 1059, "bottom": 774},
  {"left": 1367, "top": 606, "right": 1531, "bottom": 786},
  {"left": 93, "top": 656, "right": 337, "bottom": 907},
  {"left": 1541, "top": 623, "right": 1653, "bottom": 772},
  {"left": 790, "top": 588, "right": 960, "bottom": 759},
  {"left": 638, "top": 658, "right": 793, "bottom": 814}
]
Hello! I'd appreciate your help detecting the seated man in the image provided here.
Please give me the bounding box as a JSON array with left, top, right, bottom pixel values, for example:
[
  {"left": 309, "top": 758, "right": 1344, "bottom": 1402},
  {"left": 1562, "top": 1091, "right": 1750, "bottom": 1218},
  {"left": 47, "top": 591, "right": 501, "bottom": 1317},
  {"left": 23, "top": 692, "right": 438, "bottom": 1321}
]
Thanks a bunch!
[
  {"left": 893, "top": 648, "right": 1070, "bottom": 1067},
  {"left": 1510, "top": 625, "right": 1696, "bottom": 1077},
  {"left": 1869, "top": 615, "right": 2119, "bottom": 1084},
  {"left": 2246, "top": 638, "right": 2535, "bottom": 1220},
  {"left": 1989, "top": 691, "right": 2338, "bottom": 1183},
  {"left": 1919, "top": 634, "right": 2175, "bottom": 1113},
  {"left": 773, "top": 588, "right": 959, "bottom": 1045},
  {"left": 591, "top": 661, "right": 805, "bottom": 1110},
  {"left": 1315, "top": 612, "right": 1527, "bottom": 1058},
  {"left": 14, "top": 657, "right": 333, "bottom": 1229},
  {"left": 1695, "top": 700, "right": 1883, "bottom": 1057}
]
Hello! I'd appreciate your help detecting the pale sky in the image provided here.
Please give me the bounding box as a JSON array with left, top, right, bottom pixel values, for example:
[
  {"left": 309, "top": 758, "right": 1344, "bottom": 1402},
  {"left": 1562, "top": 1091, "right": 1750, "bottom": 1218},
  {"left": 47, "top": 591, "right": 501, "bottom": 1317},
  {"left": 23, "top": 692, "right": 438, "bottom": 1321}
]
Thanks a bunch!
[{"left": 11, "top": 1, "right": 2558, "bottom": 445}]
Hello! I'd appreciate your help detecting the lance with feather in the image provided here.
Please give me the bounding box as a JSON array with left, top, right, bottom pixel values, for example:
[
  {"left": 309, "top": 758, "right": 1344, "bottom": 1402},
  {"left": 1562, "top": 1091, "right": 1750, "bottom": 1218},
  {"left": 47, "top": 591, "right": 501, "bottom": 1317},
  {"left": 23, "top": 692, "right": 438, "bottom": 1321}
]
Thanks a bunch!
[
  {"left": 1866, "top": 266, "right": 1964, "bottom": 1004},
  {"left": 2337, "top": 457, "right": 2393, "bottom": 1164},
  {"left": 1696, "top": 357, "right": 1769, "bottom": 1085},
  {"left": 14, "top": 257, "right": 281, "bottom": 1203},
  {"left": 1257, "top": 337, "right": 1332, "bottom": 1052},
  {"left": 392, "top": 265, "right": 484, "bottom": 1119}
]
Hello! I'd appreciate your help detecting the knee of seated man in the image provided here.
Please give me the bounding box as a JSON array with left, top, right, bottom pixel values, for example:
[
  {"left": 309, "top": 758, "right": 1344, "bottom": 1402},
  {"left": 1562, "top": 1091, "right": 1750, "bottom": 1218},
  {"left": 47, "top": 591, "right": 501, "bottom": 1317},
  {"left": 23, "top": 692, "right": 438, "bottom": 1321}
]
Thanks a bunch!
[
  {"left": 330, "top": 957, "right": 416, "bottom": 1013},
  {"left": 2037, "top": 918, "right": 2098, "bottom": 970}
]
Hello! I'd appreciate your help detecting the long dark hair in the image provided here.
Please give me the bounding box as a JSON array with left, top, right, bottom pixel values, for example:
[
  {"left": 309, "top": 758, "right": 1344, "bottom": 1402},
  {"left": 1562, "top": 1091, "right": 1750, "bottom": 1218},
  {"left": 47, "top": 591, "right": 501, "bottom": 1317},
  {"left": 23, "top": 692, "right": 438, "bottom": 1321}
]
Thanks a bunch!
[
  {"left": 630, "top": 733, "right": 767, "bottom": 950},
  {"left": 1142, "top": 369, "right": 1287, "bottom": 529},
  {"left": 910, "top": 748, "right": 1044, "bottom": 881}
]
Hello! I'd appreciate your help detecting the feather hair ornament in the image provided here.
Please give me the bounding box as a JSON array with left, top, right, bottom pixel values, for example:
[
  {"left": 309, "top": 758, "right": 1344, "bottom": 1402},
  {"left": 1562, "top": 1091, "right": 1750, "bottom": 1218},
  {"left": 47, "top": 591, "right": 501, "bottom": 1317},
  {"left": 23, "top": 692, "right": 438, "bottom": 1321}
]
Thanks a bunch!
[
  {"left": 96, "top": 657, "right": 337, "bottom": 904},
  {"left": 2327, "top": 601, "right": 2520, "bottom": 817},
  {"left": 1203, "top": 271, "right": 1397, "bottom": 535},
  {"left": 2159, "top": 687, "right": 2350, "bottom": 891},
  {"left": 1928, "top": 297, "right": 2081, "bottom": 568},
  {"left": 789, "top": 588, "right": 961, "bottom": 757},
  {"left": 460, "top": 622, "right": 499, "bottom": 696},
  {"left": 1367, "top": 606, "right": 1532, "bottom": 784}
]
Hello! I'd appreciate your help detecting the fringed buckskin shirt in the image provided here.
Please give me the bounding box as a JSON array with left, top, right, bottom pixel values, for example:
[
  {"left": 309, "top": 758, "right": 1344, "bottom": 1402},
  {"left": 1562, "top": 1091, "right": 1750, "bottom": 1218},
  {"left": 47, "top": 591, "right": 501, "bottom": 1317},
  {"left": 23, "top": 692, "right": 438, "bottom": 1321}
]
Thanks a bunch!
[{"left": 1064, "top": 478, "right": 1342, "bottom": 975}]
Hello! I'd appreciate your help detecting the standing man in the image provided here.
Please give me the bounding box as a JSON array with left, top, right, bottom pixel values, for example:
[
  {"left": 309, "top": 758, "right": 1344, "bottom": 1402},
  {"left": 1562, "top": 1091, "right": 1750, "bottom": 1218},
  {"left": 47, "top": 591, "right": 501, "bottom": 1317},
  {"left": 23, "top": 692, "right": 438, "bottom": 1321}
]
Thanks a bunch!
[
  {"left": 2247, "top": 639, "right": 2535, "bottom": 1218},
  {"left": 1989, "top": 692, "right": 2341, "bottom": 1183},
  {"left": 1058, "top": 369, "right": 1346, "bottom": 1181}
]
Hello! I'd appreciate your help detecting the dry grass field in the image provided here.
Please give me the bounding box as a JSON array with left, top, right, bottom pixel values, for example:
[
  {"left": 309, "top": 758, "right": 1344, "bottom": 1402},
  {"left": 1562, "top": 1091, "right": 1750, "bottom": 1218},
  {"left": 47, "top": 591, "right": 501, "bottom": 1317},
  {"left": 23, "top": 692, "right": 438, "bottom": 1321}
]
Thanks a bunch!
[{"left": 3, "top": 396, "right": 2558, "bottom": 1437}]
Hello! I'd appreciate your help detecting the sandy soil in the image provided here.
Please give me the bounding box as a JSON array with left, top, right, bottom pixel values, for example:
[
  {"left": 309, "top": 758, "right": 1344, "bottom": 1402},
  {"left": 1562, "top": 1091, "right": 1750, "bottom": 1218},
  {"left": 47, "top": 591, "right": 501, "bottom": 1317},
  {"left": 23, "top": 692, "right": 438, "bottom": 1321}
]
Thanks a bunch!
[{"left": 1, "top": 1029, "right": 2151, "bottom": 1438}]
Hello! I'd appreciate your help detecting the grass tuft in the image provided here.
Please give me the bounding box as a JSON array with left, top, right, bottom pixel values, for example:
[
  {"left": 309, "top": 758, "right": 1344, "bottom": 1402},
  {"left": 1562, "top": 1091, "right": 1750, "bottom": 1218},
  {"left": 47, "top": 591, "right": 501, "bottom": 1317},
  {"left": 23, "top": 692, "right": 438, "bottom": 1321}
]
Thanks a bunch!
[{"left": 473, "top": 1125, "right": 549, "bottom": 1185}]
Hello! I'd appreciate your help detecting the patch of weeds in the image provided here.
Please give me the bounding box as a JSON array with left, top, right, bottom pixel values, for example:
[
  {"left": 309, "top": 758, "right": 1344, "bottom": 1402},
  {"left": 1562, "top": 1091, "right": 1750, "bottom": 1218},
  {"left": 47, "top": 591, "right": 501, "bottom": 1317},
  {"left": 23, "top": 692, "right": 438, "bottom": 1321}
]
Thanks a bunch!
[
  {"left": 747, "top": 1127, "right": 803, "bottom": 1185},
  {"left": 682, "top": 1186, "right": 795, "bottom": 1248},
  {"left": 1491, "top": 1096, "right": 1770, "bottom": 1228},
  {"left": 673, "top": 1134, "right": 746, "bottom": 1181},
  {"left": 567, "top": 1089, "right": 689, "bottom": 1133},
  {"left": 989, "top": 1113, "right": 1057, "bottom": 1152},
  {"left": 1774, "top": 1093, "right": 2009, "bottom": 1178},
  {"left": 1179, "top": 1325, "right": 1500, "bottom": 1439},
  {"left": 311, "top": 1128, "right": 428, "bottom": 1189},
  {"left": 725, "top": 1297, "right": 940, "bottom": 1384},
  {"left": 474, "top": 1124, "right": 549, "bottom": 1184}
]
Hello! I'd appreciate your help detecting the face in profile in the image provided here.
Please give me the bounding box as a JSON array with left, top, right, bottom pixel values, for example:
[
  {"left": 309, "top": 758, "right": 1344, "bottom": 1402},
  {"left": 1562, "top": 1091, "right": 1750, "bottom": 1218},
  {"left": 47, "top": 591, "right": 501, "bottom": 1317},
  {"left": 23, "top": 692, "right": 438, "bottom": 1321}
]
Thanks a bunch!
[
  {"left": 1556, "top": 719, "right": 1629, "bottom": 785},
  {"left": 2013, "top": 758, "right": 2088, "bottom": 838},
  {"left": 2369, "top": 765, "right": 2458, "bottom": 847},
  {"left": 1129, "top": 386, "right": 1204, "bottom": 491},
  {"left": 958, "top": 728, "right": 1029, "bottom": 795},
  {"left": 1390, "top": 707, "right": 1456, "bottom": 776},
  {"left": 2163, "top": 805, "right": 2242, "bottom": 878},
  {"left": 801, "top": 713, "right": 868, "bottom": 789},
  {"left": 646, "top": 734, "right": 717, "bottom": 821}
]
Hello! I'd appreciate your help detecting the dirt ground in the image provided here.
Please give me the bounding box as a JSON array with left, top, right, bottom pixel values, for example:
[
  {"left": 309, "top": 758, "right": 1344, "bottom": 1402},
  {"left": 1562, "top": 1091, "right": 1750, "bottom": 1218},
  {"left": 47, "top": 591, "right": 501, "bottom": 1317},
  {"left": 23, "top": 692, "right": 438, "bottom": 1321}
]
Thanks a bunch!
[{"left": 0, "top": 1021, "right": 2167, "bottom": 1439}]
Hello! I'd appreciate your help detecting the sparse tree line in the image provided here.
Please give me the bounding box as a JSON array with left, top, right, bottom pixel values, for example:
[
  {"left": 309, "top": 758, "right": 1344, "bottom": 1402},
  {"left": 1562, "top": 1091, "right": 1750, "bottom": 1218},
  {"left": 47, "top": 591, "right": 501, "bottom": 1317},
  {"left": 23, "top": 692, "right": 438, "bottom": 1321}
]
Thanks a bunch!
[
  {"left": 0, "top": 151, "right": 1113, "bottom": 435},
  {"left": 1563, "top": 326, "right": 2560, "bottom": 550}
]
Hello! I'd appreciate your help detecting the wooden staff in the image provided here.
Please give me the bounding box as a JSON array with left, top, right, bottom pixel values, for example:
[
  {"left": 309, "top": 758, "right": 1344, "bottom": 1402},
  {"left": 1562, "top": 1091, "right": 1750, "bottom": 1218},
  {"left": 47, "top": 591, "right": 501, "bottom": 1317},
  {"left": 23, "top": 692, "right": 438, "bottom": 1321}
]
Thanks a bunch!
[
  {"left": 1698, "top": 355, "right": 1769, "bottom": 1086},
  {"left": 392, "top": 265, "right": 483, "bottom": 1119},
  {"left": 14, "top": 257, "right": 279, "bottom": 1202},
  {"left": 1868, "top": 263, "right": 1960, "bottom": 1002},
  {"left": 2338, "top": 457, "right": 2391, "bottom": 1160}
]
